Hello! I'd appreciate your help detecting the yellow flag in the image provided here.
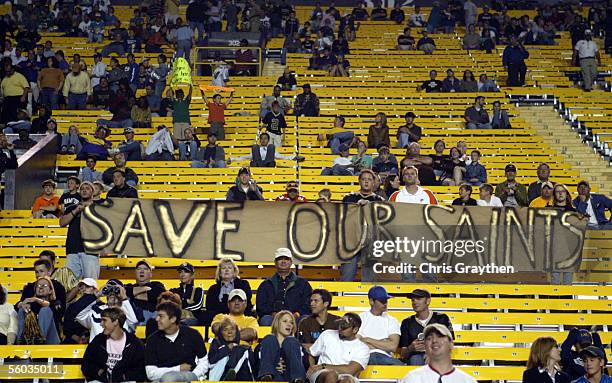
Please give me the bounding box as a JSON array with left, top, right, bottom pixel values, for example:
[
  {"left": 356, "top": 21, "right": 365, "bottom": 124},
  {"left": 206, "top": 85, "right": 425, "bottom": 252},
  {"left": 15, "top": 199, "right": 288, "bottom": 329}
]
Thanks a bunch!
[{"left": 171, "top": 57, "right": 192, "bottom": 87}]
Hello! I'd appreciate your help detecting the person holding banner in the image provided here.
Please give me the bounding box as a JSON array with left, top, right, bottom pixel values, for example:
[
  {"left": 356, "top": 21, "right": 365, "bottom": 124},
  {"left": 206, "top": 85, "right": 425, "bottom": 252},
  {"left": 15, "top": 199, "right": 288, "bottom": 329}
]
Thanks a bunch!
[{"left": 202, "top": 88, "right": 234, "bottom": 140}]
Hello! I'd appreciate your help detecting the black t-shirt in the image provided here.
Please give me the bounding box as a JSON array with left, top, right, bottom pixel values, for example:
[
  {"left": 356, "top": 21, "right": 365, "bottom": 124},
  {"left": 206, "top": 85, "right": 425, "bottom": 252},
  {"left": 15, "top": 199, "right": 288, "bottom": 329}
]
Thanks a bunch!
[
  {"left": 452, "top": 197, "right": 478, "bottom": 206},
  {"left": 277, "top": 75, "right": 297, "bottom": 90},
  {"left": 107, "top": 185, "right": 138, "bottom": 198},
  {"left": 125, "top": 281, "right": 166, "bottom": 312},
  {"left": 421, "top": 79, "right": 443, "bottom": 93},
  {"left": 399, "top": 312, "right": 454, "bottom": 362},
  {"left": 59, "top": 191, "right": 81, "bottom": 211},
  {"left": 145, "top": 325, "right": 207, "bottom": 369},
  {"left": 352, "top": 8, "right": 369, "bottom": 20},
  {"left": 302, "top": 39, "right": 314, "bottom": 52},
  {"left": 397, "top": 35, "right": 415, "bottom": 46},
  {"left": 298, "top": 313, "right": 340, "bottom": 344},
  {"left": 397, "top": 124, "right": 421, "bottom": 142},
  {"left": 65, "top": 200, "right": 103, "bottom": 254},
  {"left": 342, "top": 192, "right": 385, "bottom": 203},
  {"left": 262, "top": 112, "right": 287, "bottom": 135},
  {"left": 429, "top": 154, "right": 449, "bottom": 172}
]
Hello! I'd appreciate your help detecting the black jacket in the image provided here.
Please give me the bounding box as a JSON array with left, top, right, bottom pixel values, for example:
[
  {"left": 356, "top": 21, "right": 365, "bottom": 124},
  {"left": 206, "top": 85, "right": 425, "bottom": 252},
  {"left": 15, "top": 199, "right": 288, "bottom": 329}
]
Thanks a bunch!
[
  {"left": 256, "top": 272, "right": 312, "bottom": 318},
  {"left": 226, "top": 185, "right": 264, "bottom": 201},
  {"left": 107, "top": 184, "right": 138, "bottom": 198},
  {"left": 81, "top": 331, "right": 147, "bottom": 383},
  {"left": 205, "top": 278, "right": 253, "bottom": 319},
  {"left": 522, "top": 366, "right": 571, "bottom": 383},
  {"left": 102, "top": 166, "right": 139, "bottom": 186},
  {"left": 399, "top": 312, "right": 454, "bottom": 362},
  {"left": 0, "top": 149, "right": 17, "bottom": 177}
]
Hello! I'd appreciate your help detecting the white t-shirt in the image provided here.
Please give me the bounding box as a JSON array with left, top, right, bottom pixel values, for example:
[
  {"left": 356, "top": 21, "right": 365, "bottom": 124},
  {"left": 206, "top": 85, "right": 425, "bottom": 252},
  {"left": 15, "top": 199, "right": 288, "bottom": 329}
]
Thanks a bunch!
[
  {"left": 106, "top": 332, "right": 127, "bottom": 375},
  {"left": 389, "top": 187, "right": 438, "bottom": 205},
  {"left": 586, "top": 198, "right": 598, "bottom": 225},
  {"left": 401, "top": 365, "right": 477, "bottom": 383},
  {"left": 574, "top": 40, "right": 598, "bottom": 58},
  {"left": 358, "top": 311, "right": 401, "bottom": 356},
  {"left": 334, "top": 157, "right": 352, "bottom": 166},
  {"left": 477, "top": 196, "right": 503, "bottom": 207},
  {"left": 309, "top": 330, "right": 370, "bottom": 369}
]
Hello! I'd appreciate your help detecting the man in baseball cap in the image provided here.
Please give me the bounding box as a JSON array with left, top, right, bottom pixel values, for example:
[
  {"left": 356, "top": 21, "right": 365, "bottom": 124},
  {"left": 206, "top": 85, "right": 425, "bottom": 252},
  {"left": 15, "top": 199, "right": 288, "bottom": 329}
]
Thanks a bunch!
[
  {"left": 211, "top": 288, "right": 259, "bottom": 345},
  {"left": 169, "top": 262, "right": 203, "bottom": 325},
  {"left": 124, "top": 259, "right": 166, "bottom": 325},
  {"left": 561, "top": 327, "right": 606, "bottom": 380},
  {"left": 275, "top": 181, "right": 307, "bottom": 202},
  {"left": 401, "top": 324, "right": 476, "bottom": 382},
  {"left": 358, "top": 286, "right": 403, "bottom": 365},
  {"left": 529, "top": 181, "right": 554, "bottom": 208},
  {"left": 495, "top": 163, "right": 528, "bottom": 207},
  {"left": 575, "top": 346, "right": 610, "bottom": 383},
  {"left": 256, "top": 248, "right": 312, "bottom": 325},
  {"left": 32, "top": 179, "right": 60, "bottom": 218}
]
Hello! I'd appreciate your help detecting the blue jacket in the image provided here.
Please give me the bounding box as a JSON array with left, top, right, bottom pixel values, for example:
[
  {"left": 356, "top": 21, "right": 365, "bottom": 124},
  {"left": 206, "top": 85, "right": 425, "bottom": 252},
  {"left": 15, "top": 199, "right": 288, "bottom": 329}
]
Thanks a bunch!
[
  {"left": 573, "top": 194, "right": 611, "bottom": 226},
  {"left": 256, "top": 272, "right": 312, "bottom": 318},
  {"left": 465, "top": 162, "right": 487, "bottom": 183},
  {"left": 573, "top": 375, "right": 612, "bottom": 383}
]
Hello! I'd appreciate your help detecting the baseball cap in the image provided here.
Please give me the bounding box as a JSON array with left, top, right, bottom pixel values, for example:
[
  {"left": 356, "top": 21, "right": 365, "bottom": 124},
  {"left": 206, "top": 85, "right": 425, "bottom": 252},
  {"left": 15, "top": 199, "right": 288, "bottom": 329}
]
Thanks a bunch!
[
  {"left": 541, "top": 181, "right": 554, "bottom": 189},
  {"left": 338, "top": 144, "right": 350, "bottom": 152},
  {"left": 136, "top": 259, "right": 152, "bottom": 270},
  {"left": 228, "top": 288, "right": 247, "bottom": 301},
  {"left": 238, "top": 167, "right": 250, "bottom": 176},
  {"left": 274, "top": 247, "right": 293, "bottom": 260},
  {"left": 505, "top": 164, "right": 517, "bottom": 172},
  {"left": 579, "top": 345, "right": 605, "bottom": 360},
  {"left": 423, "top": 323, "right": 453, "bottom": 341},
  {"left": 177, "top": 262, "right": 194, "bottom": 273},
  {"left": 124, "top": 127, "right": 134, "bottom": 134},
  {"left": 337, "top": 312, "right": 362, "bottom": 329},
  {"left": 368, "top": 285, "right": 392, "bottom": 301},
  {"left": 41, "top": 179, "right": 56, "bottom": 187},
  {"left": 407, "top": 288, "right": 431, "bottom": 299},
  {"left": 577, "top": 329, "right": 593, "bottom": 346},
  {"left": 79, "top": 278, "right": 98, "bottom": 289},
  {"left": 286, "top": 181, "right": 299, "bottom": 191}
]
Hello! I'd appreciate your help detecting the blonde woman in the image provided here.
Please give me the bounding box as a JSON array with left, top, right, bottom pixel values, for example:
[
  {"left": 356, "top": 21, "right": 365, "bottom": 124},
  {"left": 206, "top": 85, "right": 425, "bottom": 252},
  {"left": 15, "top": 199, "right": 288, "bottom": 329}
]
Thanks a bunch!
[
  {"left": 258, "top": 310, "right": 306, "bottom": 382},
  {"left": 523, "top": 336, "right": 570, "bottom": 383},
  {"left": 204, "top": 258, "right": 253, "bottom": 325}
]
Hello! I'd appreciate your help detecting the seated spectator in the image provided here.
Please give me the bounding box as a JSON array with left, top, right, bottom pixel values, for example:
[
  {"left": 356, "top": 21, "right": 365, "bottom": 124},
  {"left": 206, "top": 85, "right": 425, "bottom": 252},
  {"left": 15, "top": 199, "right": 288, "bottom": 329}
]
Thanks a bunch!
[
  {"left": 145, "top": 25, "right": 169, "bottom": 53},
  {"left": 573, "top": 181, "right": 611, "bottom": 228},
  {"left": 30, "top": 105, "right": 52, "bottom": 134},
  {"left": 258, "top": 310, "right": 307, "bottom": 381},
  {"left": 399, "top": 289, "right": 454, "bottom": 365},
  {"left": 59, "top": 125, "right": 82, "bottom": 155},
  {"left": 101, "top": 32, "right": 126, "bottom": 57},
  {"left": 260, "top": 85, "right": 291, "bottom": 118},
  {"left": 0, "top": 284, "right": 17, "bottom": 345},
  {"left": 145, "top": 85, "right": 161, "bottom": 117},
  {"left": 16, "top": 260, "right": 66, "bottom": 326},
  {"left": 74, "top": 278, "right": 138, "bottom": 342},
  {"left": 463, "top": 24, "right": 481, "bottom": 50},
  {"left": 478, "top": 74, "right": 498, "bottom": 92},
  {"left": 417, "top": 70, "right": 443, "bottom": 92},
  {"left": 285, "top": 33, "right": 303, "bottom": 54},
  {"left": 452, "top": 184, "right": 478, "bottom": 206},
  {"left": 491, "top": 101, "right": 511, "bottom": 128},
  {"left": 358, "top": 286, "right": 403, "bottom": 365},
  {"left": 416, "top": 31, "right": 436, "bottom": 54},
  {"left": 561, "top": 328, "right": 606, "bottom": 381},
  {"left": 144, "top": 292, "right": 186, "bottom": 338},
  {"left": 145, "top": 125, "right": 175, "bottom": 161},
  {"left": 329, "top": 52, "right": 350, "bottom": 77},
  {"left": 429, "top": 139, "right": 448, "bottom": 178},
  {"left": 396, "top": 112, "right": 421, "bottom": 148},
  {"left": 208, "top": 316, "right": 257, "bottom": 380},
  {"left": 79, "top": 156, "right": 103, "bottom": 183},
  {"left": 351, "top": 140, "right": 373, "bottom": 171},
  {"left": 205, "top": 258, "right": 253, "bottom": 326},
  {"left": 573, "top": 347, "right": 609, "bottom": 383},
  {"left": 117, "top": 127, "right": 144, "bottom": 161},
  {"left": 397, "top": 27, "right": 415, "bottom": 50},
  {"left": 464, "top": 96, "right": 492, "bottom": 129},
  {"left": 4, "top": 109, "right": 32, "bottom": 134},
  {"left": 192, "top": 133, "right": 225, "bottom": 168},
  {"left": 256, "top": 248, "right": 312, "bottom": 326},
  {"left": 107, "top": 169, "right": 138, "bottom": 198},
  {"left": 550, "top": 184, "right": 576, "bottom": 212},
  {"left": 124, "top": 260, "right": 166, "bottom": 325},
  {"left": 107, "top": 58, "right": 128, "bottom": 93},
  {"left": 90, "top": 54, "right": 107, "bottom": 89},
  {"left": 321, "top": 144, "right": 355, "bottom": 176},
  {"left": 495, "top": 164, "right": 528, "bottom": 207},
  {"left": 228, "top": 132, "right": 297, "bottom": 167},
  {"left": 102, "top": 151, "right": 139, "bottom": 187},
  {"left": 464, "top": 150, "right": 487, "bottom": 186},
  {"left": 527, "top": 163, "right": 554, "bottom": 203},
  {"left": 32, "top": 179, "right": 61, "bottom": 218},
  {"left": 234, "top": 39, "right": 255, "bottom": 76},
  {"left": 331, "top": 35, "right": 350, "bottom": 57},
  {"left": 210, "top": 288, "right": 258, "bottom": 345},
  {"left": 298, "top": 289, "right": 339, "bottom": 347},
  {"left": 16, "top": 276, "right": 62, "bottom": 344},
  {"left": 81, "top": 307, "right": 146, "bottom": 382},
  {"left": 441, "top": 69, "right": 462, "bottom": 93},
  {"left": 45, "top": 118, "right": 58, "bottom": 135},
  {"left": 352, "top": 1, "right": 369, "bottom": 21},
  {"left": 524, "top": 337, "right": 571, "bottom": 383},
  {"left": 145, "top": 302, "right": 208, "bottom": 382},
  {"left": 170, "top": 262, "right": 204, "bottom": 325},
  {"left": 276, "top": 181, "right": 308, "bottom": 202},
  {"left": 529, "top": 181, "right": 554, "bottom": 207},
  {"left": 461, "top": 70, "right": 478, "bottom": 92},
  {"left": 92, "top": 78, "right": 114, "bottom": 110},
  {"left": 400, "top": 143, "right": 437, "bottom": 186},
  {"left": 131, "top": 96, "right": 152, "bottom": 128},
  {"left": 295, "top": 84, "right": 320, "bottom": 117},
  {"left": 59, "top": 176, "right": 81, "bottom": 214},
  {"left": 317, "top": 116, "right": 357, "bottom": 155},
  {"left": 367, "top": 112, "right": 390, "bottom": 149},
  {"left": 383, "top": 174, "right": 400, "bottom": 199},
  {"left": 370, "top": 3, "right": 387, "bottom": 20},
  {"left": 302, "top": 34, "right": 315, "bottom": 53},
  {"left": 226, "top": 167, "right": 264, "bottom": 201},
  {"left": 12, "top": 129, "right": 36, "bottom": 150},
  {"left": 477, "top": 183, "right": 503, "bottom": 207},
  {"left": 390, "top": 3, "right": 405, "bottom": 24},
  {"left": 481, "top": 25, "right": 496, "bottom": 52},
  {"left": 372, "top": 144, "right": 399, "bottom": 176},
  {"left": 410, "top": 6, "right": 426, "bottom": 27}
]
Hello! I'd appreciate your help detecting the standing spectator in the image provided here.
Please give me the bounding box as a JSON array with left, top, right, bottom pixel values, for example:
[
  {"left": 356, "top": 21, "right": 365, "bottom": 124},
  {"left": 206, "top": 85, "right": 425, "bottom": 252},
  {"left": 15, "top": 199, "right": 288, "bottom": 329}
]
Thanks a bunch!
[
  {"left": 1, "top": 63, "right": 29, "bottom": 125},
  {"left": 153, "top": 54, "right": 169, "bottom": 97},
  {"left": 452, "top": 184, "right": 478, "bottom": 206},
  {"left": 416, "top": 31, "right": 436, "bottom": 54},
  {"left": 226, "top": 167, "right": 264, "bottom": 201},
  {"left": 261, "top": 101, "right": 287, "bottom": 147},
  {"left": 63, "top": 63, "right": 91, "bottom": 110},
  {"left": 168, "top": 85, "right": 193, "bottom": 141},
  {"left": 463, "top": 0, "right": 478, "bottom": 27},
  {"left": 204, "top": 258, "right": 253, "bottom": 326},
  {"left": 389, "top": 166, "right": 438, "bottom": 204},
  {"left": 186, "top": 0, "right": 206, "bottom": 41},
  {"left": 298, "top": 289, "right": 339, "bottom": 347},
  {"left": 145, "top": 302, "right": 208, "bottom": 382},
  {"left": 81, "top": 307, "right": 147, "bottom": 383},
  {"left": 170, "top": 262, "right": 204, "bottom": 325},
  {"left": 59, "top": 176, "right": 81, "bottom": 213},
  {"left": 527, "top": 163, "right": 553, "bottom": 203},
  {"left": 573, "top": 180, "right": 611, "bottom": 229},
  {"left": 491, "top": 101, "right": 511, "bottom": 129},
  {"left": 495, "top": 164, "right": 528, "bottom": 207},
  {"left": 573, "top": 29, "right": 601, "bottom": 91},
  {"left": 31, "top": 179, "right": 60, "bottom": 218},
  {"left": 410, "top": 6, "right": 426, "bottom": 27},
  {"left": 124, "top": 54, "right": 140, "bottom": 93},
  {"left": 79, "top": 156, "right": 103, "bottom": 183},
  {"left": 464, "top": 96, "right": 492, "bottom": 129},
  {"left": 0, "top": 137, "right": 17, "bottom": 177},
  {"left": 367, "top": 112, "right": 390, "bottom": 149},
  {"left": 37, "top": 57, "right": 64, "bottom": 111},
  {"left": 295, "top": 84, "right": 319, "bottom": 117},
  {"left": 400, "top": 324, "right": 477, "bottom": 383},
  {"left": 202, "top": 89, "right": 233, "bottom": 140},
  {"left": 124, "top": 260, "right": 166, "bottom": 325},
  {"left": 175, "top": 18, "right": 195, "bottom": 61},
  {"left": 256, "top": 248, "right": 312, "bottom": 326},
  {"left": 0, "top": 284, "right": 17, "bottom": 345},
  {"left": 477, "top": 183, "right": 503, "bottom": 207},
  {"left": 399, "top": 289, "right": 454, "bottom": 365},
  {"left": 358, "top": 286, "right": 403, "bottom": 366},
  {"left": 107, "top": 170, "right": 139, "bottom": 198},
  {"left": 561, "top": 328, "right": 606, "bottom": 381},
  {"left": 502, "top": 36, "right": 529, "bottom": 86},
  {"left": 234, "top": 39, "right": 254, "bottom": 76},
  {"left": 464, "top": 150, "right": 486, "bottom": 186}
]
